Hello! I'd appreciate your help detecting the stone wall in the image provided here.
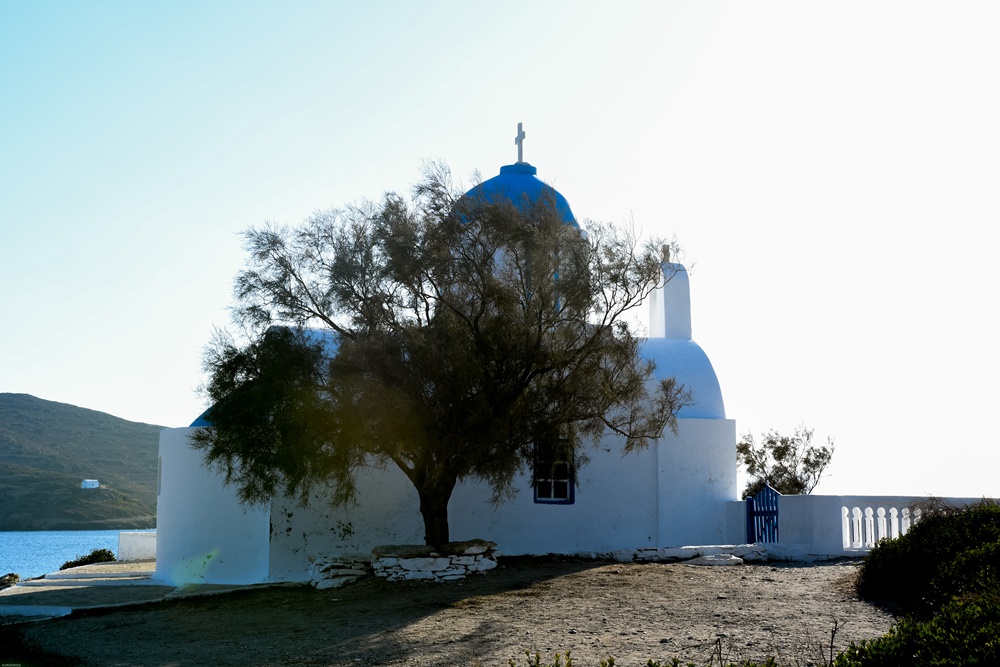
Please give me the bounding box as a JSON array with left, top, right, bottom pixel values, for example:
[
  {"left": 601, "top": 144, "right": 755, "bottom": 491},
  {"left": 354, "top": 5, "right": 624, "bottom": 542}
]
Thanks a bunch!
[
  {"left": 309, "top": 554, "right": 372, "bottom": 589},
  {"left": 309, "top": 540, "right": 499, "bottom": 588},
  {"left": 373, "top": 540, "right": 498, "bottom": 582}
]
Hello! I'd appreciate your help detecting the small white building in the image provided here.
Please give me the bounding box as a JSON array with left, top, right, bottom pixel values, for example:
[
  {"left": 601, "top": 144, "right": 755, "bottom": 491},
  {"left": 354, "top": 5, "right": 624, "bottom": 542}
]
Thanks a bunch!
[
  {"left": 81, "top": 479, "right": 99, "bottom": 489},
  {"left": 155, "top": 156, "right": 741, "bottom": 585}
]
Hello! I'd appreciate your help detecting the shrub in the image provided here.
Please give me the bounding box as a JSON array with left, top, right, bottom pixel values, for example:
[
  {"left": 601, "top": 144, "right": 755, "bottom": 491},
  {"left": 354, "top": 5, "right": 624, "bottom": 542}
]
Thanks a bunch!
[
  {"left": 854, "top": 499, "right": 1000, "bottom": 616},
  {"left": 60, "top": 547, "right": 116, "bottom": 570},
  {"left": 843, "top": 500, "right": 1000, "bottom": 665},
  {"left": 935, "top": 538, "right": 1000, "bottom": 601},
  {"left": 834, "top": 590, "right": 1000, "bottom": 666}
]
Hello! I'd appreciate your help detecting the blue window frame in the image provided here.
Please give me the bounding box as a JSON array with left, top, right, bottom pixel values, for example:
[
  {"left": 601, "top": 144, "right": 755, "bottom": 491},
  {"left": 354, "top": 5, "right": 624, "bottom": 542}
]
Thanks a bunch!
[{"left": 533, "top": 442, "right": 575, "bottom": 504}]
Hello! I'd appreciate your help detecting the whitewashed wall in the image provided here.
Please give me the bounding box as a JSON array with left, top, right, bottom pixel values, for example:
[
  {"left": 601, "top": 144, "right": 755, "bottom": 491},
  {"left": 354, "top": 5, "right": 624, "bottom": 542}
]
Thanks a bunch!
[
  {"left": 264, "top": 417, "right": 739, "bottom": 581},
  {"left": 657, "top": 418, "right": 738, "bottom": 546},
  {"left": 118, "top": 531, "right": 156, "bottom": 561},
  {"left": 268, "top": 463, "right": 425, "bottom": 582},
  {"left": 456, "top": 418, "right": 739, "bottom": 554},
  {"left": 268, "top": 442, "right": 661, "bottom": 580},
  {"left": 158, "top": 417, "right": 738, "bottom": 584},
  {"left": 450, "top": 436, "right": 661, "bottom": 556},
  {"left": 155, "top": 427, "right": 271, "bottom": 585}
]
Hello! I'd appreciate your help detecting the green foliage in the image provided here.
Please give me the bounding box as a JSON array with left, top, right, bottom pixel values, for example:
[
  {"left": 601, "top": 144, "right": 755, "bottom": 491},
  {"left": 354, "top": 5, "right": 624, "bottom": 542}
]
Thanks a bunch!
[
  {"left": 936, "top": 538, "right": 1000, "bottom": 599},
  {"left": 195, "top": 162, "right": 690, "bottom": 546},
  {"left": 854, "top": 499, "right": 1000, "bottom": 617},
  {"left": 834, "top": 591, "right": 1000, "bottom": 667},
  {"left": 736, "top": 426, "right": 833, "bottom": 498},
  {"left": 841, "top": 500, "right": 1000, "bottom": 665},
  {"left": 510, "top": 651, "right": 574, "bottom": 667},
  {"left": 60, "top": 548, "right": 116, "bottom": 570}
]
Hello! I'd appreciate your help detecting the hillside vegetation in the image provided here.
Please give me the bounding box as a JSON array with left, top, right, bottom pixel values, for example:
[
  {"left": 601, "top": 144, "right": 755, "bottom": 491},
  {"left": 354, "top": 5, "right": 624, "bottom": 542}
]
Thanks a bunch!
[{"left": 0, "top": 393, "right": 162, "bottom": 530}]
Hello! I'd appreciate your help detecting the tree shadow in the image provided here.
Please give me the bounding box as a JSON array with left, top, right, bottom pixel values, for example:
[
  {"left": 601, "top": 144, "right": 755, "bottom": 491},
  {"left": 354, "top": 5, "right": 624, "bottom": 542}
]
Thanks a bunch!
[{"left": 21, "top": 556, "right": 611, "bottom": 666}]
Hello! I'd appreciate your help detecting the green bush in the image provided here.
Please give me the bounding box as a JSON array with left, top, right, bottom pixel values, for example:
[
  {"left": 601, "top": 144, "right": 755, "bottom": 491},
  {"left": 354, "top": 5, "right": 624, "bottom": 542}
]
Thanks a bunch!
[
  {"left": 842, "top": 500, "right": 1000, "bottom": 665},
  {"left": 855, "top": 499, "right": 1000, "bottom": 617},
  {"left": 60, "top": 547, "right": 116, "bottom": 570},
  {"left": 935, "top": 538, "right": 1000, "bottom": 600},
  {"left": 834, "top": 590, "right": 1000, "bottom": 666}
]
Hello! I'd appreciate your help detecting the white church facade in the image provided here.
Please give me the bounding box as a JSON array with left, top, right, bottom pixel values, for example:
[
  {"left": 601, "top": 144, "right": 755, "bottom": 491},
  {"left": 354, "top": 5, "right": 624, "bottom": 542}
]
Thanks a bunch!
[{"left": 155, "top": 150, "right": 744, "bottom": 586}]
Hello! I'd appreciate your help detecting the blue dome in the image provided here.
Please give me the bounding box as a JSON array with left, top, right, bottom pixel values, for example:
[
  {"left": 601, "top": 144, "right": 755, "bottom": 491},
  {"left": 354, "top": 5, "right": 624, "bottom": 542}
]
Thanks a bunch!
[
  {"left": 462, "top": 163, "right": 578, "bottom": 227},
  {"left": 190, "top": 408, "right": 212, "bottom": 428}
]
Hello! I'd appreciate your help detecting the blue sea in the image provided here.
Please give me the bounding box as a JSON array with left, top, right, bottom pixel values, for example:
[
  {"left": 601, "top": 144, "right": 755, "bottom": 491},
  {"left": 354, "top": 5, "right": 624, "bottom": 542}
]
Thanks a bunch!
[{"left": 0, "top": 529, "right": 154, "bottom": 580}]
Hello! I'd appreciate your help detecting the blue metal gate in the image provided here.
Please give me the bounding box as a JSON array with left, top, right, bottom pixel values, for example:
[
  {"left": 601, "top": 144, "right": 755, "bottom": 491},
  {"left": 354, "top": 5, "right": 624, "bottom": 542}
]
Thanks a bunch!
[{"left": 746, "top": 484, "right": 781, "bottom": 543}]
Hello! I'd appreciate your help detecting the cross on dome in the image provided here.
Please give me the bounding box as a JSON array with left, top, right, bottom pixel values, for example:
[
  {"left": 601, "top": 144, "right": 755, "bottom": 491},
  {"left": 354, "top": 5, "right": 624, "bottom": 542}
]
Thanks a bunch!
[{"left": 515, "top": 122, "right": 526, "bottom": 163}]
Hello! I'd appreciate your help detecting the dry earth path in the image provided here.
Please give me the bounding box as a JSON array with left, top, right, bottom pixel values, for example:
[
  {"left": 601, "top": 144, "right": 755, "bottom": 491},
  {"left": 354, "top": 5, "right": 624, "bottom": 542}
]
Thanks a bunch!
[{"left": 16, "top": 558, "right": 895, "bottom": 667}]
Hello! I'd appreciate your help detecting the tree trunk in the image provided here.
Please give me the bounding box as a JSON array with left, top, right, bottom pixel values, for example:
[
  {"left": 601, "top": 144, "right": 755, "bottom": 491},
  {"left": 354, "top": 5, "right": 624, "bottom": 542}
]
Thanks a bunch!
[{"left": 416, "top": 480, "right": 455, "bottom": 547}]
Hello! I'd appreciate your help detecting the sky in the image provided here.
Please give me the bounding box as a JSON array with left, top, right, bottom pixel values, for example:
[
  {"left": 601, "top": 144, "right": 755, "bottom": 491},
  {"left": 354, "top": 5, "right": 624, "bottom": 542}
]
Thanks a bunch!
[{"left": 2, "top": 1, "right": 998, "bottom": 499}]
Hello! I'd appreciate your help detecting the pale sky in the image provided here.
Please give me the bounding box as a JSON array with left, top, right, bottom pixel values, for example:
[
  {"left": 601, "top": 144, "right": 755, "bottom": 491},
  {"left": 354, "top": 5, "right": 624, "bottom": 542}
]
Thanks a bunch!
[{"left": 2, "top": 1, "right": 998, "bottom": 498}]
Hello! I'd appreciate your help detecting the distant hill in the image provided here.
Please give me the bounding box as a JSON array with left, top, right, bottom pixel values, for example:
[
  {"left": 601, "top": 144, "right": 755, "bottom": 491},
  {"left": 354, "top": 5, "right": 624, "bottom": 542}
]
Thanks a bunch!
[{"left": 0, "top": 393, "right": 162, "bottom": 531}]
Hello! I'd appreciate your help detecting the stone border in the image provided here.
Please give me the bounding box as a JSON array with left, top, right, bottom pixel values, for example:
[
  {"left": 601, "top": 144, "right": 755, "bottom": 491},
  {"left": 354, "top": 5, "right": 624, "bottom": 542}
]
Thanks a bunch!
[
  {"left": 309, "top": 540, "right": 500, "bottom": 588},
  {"left": 374, "top": 550, "right": 498, "bottom": 582},
  {"left": 308, "top": 541, "right": 853, "bottom": 588},
  {"left": 611, "top": 543, "right": 856, "bottom": 564},
  {"left": 309, "top": 554, "right": 372, "bottom": 590}
]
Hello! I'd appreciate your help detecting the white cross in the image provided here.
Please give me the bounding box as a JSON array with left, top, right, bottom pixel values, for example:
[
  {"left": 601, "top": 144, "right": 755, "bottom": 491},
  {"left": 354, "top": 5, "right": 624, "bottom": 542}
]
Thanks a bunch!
[{"left": 515, "top": 122, "right": 526, "bottom": 163}]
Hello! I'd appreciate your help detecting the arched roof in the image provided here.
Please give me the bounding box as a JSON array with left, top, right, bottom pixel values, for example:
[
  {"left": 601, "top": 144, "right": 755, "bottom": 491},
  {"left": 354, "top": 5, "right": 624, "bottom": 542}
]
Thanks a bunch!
[{"left": 641, "top": 338, "right": 726, "bottom": 420}]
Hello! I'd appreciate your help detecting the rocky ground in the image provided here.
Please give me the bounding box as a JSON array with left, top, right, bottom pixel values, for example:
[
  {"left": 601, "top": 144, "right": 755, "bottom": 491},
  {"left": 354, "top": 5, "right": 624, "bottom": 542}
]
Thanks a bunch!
[{"left": 15, "top": 557, "right": 895, "bottom": 667}]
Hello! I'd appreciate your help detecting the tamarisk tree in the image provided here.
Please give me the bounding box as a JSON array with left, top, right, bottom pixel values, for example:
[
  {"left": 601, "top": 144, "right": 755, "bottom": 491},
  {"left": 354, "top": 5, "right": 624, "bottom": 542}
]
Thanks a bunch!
[
  {"left": 194, "top": 162, "right": 690, "bottom": 546},
  {"left": 737, "top": 426, "right": 835, "bottom": 499}
]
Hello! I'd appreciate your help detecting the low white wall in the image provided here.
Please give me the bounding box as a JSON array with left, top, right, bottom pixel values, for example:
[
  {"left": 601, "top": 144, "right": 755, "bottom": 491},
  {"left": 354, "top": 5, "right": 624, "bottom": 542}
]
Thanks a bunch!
[
  {"left": 767, "top": 494, "right": 987, "bottom": 557},
  {"left": 837, "top": 495, "right": 985, "bottom": 552},
  {"left": 118, "top": 531, "right": 156, "bottom": 561},
  {"left": 155, "top": 427, "right": 271, "bottom": 585}
]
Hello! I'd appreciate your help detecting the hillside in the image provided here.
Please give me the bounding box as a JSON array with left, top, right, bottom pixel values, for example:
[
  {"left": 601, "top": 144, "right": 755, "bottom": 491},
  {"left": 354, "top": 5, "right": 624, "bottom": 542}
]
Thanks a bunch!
[{"left": 0, "top": 393, "right": 162, "bottom": 530}]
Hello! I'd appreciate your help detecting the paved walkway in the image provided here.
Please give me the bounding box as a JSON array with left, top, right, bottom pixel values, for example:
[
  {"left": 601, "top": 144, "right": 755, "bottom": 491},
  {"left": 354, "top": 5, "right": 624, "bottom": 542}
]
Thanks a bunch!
[{"left": 0, "top": 560, "right": 252, "bottom": 621}]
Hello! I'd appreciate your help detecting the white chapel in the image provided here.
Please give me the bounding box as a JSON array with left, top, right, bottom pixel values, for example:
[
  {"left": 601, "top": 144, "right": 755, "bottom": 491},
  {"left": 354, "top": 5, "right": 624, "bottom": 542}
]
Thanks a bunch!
[{"left": 155, "top": 133, "right": 741, "bottom": 585}]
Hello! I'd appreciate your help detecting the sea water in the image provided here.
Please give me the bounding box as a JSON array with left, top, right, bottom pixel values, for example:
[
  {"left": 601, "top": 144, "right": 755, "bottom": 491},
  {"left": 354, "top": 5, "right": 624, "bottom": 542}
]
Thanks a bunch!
[{"left": 0, "top": 529, "right": 153, "bottom": 580}]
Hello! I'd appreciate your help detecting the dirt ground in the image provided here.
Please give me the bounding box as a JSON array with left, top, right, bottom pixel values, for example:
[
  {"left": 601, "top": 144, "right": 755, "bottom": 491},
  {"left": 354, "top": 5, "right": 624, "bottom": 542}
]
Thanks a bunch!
[{"left": 18, "top": 557, "right": 896, "bottom": 667}]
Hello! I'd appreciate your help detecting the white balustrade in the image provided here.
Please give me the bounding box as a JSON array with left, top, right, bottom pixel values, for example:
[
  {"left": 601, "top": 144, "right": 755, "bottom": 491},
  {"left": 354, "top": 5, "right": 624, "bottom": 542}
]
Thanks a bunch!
[
  {"left": 840, "top": 502, "right": 925, "bottom": 551},
  {"left": 757, "top": 494, "right": 984, "bottom": 558}
]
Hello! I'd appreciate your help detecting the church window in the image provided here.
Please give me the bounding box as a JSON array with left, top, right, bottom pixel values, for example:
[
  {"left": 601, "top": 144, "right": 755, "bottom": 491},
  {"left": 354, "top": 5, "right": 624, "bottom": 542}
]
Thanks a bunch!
[{"left": 534, "top": 442, "right": 574, "bottom": 504}]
